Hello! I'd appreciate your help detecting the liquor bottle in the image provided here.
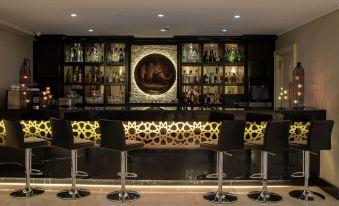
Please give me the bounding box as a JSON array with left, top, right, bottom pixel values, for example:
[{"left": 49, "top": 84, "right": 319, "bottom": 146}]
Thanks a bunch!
[
  {"left": 78, "top": 68, "right": 82, "bottom": 83},
  {"left": 195, "top": 69, "right": 200, "bottom": 83},
  {"left": 73, "top": 67, "right": 78, "bottom": 83},
  {"left": 210, "top": 73, "right": 215, "bottom": 84},
  {"left": 189, "top": 90, "right": 195, "bottom": 104},
  {"left": 204, "top": 50, "right": 208, "bottom": 63},
  {"left": 66, "top": 68, "right": 72, "bottom": 83},
  {"left": 119, "top": 48, "right": 124, "bottom": 62},
  {"left": 100, "top": 71, "right": 104, "bottom": 83},
  {"left": 120, "top": 72, "right": 125, "bottom": 83},
  {"left": 189, "top": 70, "right": 194, "bottom": 83},
  {"left": 225, "top": 72, "right": 229, "bottom": 83}
]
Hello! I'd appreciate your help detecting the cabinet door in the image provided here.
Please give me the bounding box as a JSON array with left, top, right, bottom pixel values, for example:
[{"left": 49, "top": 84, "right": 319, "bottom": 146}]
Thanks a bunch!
[{"left": 33, "top": 38, "right": 62, "bottom": 98}]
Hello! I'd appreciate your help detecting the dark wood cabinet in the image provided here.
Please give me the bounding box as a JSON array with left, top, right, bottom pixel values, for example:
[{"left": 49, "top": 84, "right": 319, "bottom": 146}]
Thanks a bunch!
[{"left": 33, "top": 35, "right": 276, "bottom": 109}]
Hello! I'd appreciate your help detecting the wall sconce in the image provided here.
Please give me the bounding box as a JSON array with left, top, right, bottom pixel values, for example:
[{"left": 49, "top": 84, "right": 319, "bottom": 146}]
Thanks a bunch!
[{"left": 293, "top": 62, "right": 304, "bottom": 109}]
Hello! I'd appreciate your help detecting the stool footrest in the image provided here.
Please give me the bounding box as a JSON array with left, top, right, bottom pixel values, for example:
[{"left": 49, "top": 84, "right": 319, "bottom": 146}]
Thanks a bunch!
[
  {"left": 117, "top": 172, "right": 138, "bottom": 178},
  {"left": 250, "top": 173, "right": 262, "bottom": 179},
  {"left": 76, "top": 171, "right": 89, "bottom": 178},
  {"left": 291, "top": 171, "right": 304, "bottom": 178},
  {"left": 30, "top": 169, "right": 43, "bottom": 176},
  {"left": 205, "top": 173, "right": 226, "bottom": 179}
]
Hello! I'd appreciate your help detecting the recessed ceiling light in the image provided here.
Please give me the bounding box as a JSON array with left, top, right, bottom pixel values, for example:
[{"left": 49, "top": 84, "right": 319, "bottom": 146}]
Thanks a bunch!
[
  {"left": 234, "top": 15, "right": 240, "bottom": 19},
  {"left": 221, "top": 29, "right": 227, "bottom": 32},
  {"left": 70, "top": 13, "right": 77, "bottom": 17},
  {"left": 158, "top": 14, "right": 164, "bottom": 18},
  {"left": 160, "top": 29, "right": 166, "bottom": 32},
  {"left": 88, "top": 29, "right": 94, "bottom": 32}
]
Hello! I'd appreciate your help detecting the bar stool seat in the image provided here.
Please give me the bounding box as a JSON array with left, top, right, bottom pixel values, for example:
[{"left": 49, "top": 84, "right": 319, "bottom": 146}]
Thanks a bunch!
[
  {"left": 289, "top": 120, "right": 334, "bottom": 201},
  {"left": 99, "top": 119, "right": 144, "bottom": 203},
  {"left": 50, "top": 118, "right": 94, "bottom": 200},
  {"left": 200, "top": 120, "right": 246, "bottom": 204},
  {"left": 245, "top": 120, "right": 291, "bottom": 203},
  {"left": 4, "top": 119, "right": 49, "bottom": 198}
]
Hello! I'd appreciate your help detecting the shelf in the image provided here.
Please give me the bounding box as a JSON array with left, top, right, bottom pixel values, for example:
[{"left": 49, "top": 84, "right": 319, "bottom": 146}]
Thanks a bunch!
[
  {"left": 225, "top": 62, "right": 244, "bottom": 66},
  {"left": 202, "top": 83, "right": 224, "bottom": 86},
  {"left": 181, "top": 62, "right": 202, "bottom": 66},
  {"left": 182, "top": 83, "right": 201, "bottom": 86},
  {"left": 202, "top": 62, "right": 223, "bottom": 66},
  {"left": 84, "top": 83, "right": 105, "bottom": 85},
  {"left": 63, "top": 83, "right": 83, "bottom": 86},
  {"left": 83, "top": 62, "right": 105, "bottom": 66},
  {"left": 106, "top": 62, "right": 126, "bottom": 66},
  {"left": 64, "top": 62, "right": 84, "bottom": 66},
  {"left": 105, "top": 83, "right": 126, "bottom": 86},
  {"left": 224, "top": 83, "right": 244, "bottom": 86}
]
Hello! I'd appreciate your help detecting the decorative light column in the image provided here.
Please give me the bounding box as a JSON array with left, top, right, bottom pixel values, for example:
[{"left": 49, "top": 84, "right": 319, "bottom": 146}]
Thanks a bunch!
[
  {"left": 19, "top": 59, "right": 31, "bottom": 108},
  {"left": 293, "top": 62, "right": 304, "bottom": 109}
]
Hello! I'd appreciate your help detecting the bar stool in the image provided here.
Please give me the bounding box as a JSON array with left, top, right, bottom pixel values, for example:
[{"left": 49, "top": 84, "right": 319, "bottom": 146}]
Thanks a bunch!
[
  {"left": 205, "top": 112, "right": 235, "bottom": 179},
  {"left": 289, "top": 120, "right": 334, "bottom": 201},
  {"left": 200, "top": 120, "right": 246, "bottom": 204},
  {"left": 50, "top": 118, "right": 94, "bottom": 200},
  {"left": 245, "top": 112, "right": 273, "bottom": 179},
  {"left": 246, "top": 120, "right": 291, "bottom": 203},
  {"left": 3, "top": 119, "right": 49, "bottom": 198},
  {"left": 99, "top": 119, "right": 144, "bottom": 202}
]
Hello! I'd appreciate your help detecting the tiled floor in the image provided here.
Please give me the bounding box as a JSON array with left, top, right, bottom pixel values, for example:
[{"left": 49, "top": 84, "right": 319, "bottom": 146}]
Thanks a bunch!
[{"left": 0, "top": 184, "right": 337, "bottom": 206}]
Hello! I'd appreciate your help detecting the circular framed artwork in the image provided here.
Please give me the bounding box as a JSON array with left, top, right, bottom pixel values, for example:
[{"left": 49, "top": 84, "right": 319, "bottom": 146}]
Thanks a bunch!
[{"left": 134, "top": 54, "right": 176, "bottom": 95}]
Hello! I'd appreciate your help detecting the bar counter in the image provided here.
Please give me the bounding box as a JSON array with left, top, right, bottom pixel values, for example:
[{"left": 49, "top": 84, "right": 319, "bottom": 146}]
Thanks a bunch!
[{"left": 0, "top": 108, "right": 326, "bottom": 182}]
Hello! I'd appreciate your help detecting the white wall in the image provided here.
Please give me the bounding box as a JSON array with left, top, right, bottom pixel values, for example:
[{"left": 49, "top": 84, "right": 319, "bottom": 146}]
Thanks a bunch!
[
  {"left": 0, "top": 25, "right": 33, "bottom": 108},
  {"left": 277, "top": 9, "right": 339, "bottom": 187}
]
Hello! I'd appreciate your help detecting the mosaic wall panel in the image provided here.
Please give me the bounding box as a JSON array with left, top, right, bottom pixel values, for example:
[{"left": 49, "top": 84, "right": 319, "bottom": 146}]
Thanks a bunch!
[
  {"left": 130, "top": 45, "right": 178, "bottom": 103},
  {"left": 0, "top": 120, "right": 310, "bottom": 148}
]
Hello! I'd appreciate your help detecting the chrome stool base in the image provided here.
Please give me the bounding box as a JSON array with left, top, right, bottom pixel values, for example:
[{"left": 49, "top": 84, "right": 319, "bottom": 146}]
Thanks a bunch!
[
  {"left": 248, "top": 191, "right": 282, "bottom": 203},
  {"left": 289, "top": 190, "right": 325, "bottom": 201},
  {"left": 57, "top": 188, "right": 90, "bottom": 200},
  {"left": 107, "top": 190, "right": 140, "bottom": 202},
  {"left": 203, "top": 191, "right": 237, "bottom": 204},
  {"left": 10, "top": 187, "right": 44, "bottom": 198}
]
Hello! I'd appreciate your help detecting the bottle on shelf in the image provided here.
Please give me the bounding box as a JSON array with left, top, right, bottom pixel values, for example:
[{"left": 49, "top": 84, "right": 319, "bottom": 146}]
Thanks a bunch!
[
  {"left": 225, "top": 72, "right": 229, "bottom": 83},
  {"left": 210, "top": 73, "right": 215, "bottom": 84},
  {"left": 66, "top": 68, "right": 72, "bottom": 83},
  {"left": 78, "top": 68, "right": 82, "bottom": 83},
  {"left": 195, "top": 69, "right": 200, "bottom": 83},
  {"left": 73, "top": 67, "right": 78, "bottom": 83}
]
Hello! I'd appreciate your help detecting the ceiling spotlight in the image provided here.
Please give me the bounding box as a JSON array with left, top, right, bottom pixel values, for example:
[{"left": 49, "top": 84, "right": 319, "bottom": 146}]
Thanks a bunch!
[
  {"left": 158, "top": 14, "right": 164, "bottom": 18},
  {"left": 221, "top": 29, "right": 227, "bottom": 32},
  {"left": 70, "top": 13, "right": 77, "bottom": 17},
  {"left": 88, "top": 29, "right": 94, "bottom": 32},
  {"left": 160, "top": 29, "right": 166, "bottom": 32},
  {"left": 234, "top": 15, "right": 240, "bottom": 19}
]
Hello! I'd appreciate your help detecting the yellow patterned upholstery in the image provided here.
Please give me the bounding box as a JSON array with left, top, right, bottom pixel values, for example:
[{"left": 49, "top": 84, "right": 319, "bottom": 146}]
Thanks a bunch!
[{"left": 0, "top": 120, "right": 310, "bottom": 148}]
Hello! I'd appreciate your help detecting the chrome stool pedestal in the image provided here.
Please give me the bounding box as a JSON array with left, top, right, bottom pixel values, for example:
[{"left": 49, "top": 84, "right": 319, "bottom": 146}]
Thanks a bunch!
[
  {"left": 10, "top": 149, "right": 45, "bottom": 198},
  {"left": 57, "top": 150, "right": 90, "bottom": 200}
]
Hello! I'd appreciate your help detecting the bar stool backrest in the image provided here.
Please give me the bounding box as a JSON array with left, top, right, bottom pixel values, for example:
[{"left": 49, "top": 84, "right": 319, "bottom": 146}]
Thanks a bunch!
[
  {"left": 99, "top": 119, "right": 125, "bottom": 151},
  {"left": 246, "top": 112, "right": 273, "bottom": 121},
  {"left": 264, "top": 120, "right": 291, "bottom": 153},
  {"left": 3, "top": 119, "right": 24, "bottom": 149},
  {"left": 218, "top": 120, "right": 246, "bottom": 151},
  {"left": 308, "top": 120, "right": 334, "bottom": 151},
  {"left": 50, "top": 118, "right": 74, "bottom": 149}
]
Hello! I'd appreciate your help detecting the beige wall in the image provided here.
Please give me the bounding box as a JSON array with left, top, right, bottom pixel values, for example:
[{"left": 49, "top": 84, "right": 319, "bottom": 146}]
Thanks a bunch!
[
  {"left": 0, "top": 25, "right": 33, "bottom": 108},
  {"left": 277, "top": 10, "right": 339, "bottom": 187}
]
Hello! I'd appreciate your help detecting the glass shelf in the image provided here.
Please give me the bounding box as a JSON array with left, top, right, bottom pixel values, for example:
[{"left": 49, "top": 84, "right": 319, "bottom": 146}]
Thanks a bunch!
[
  {"left": 203, "top": 43, "right": 221, "bottom": 63},
  {"left": 182, "top": 43, "right": 201, "bottom": 63},
  {"left": 64, "top": 43, "right": 83, "bottom": 63},
  {"left": 106, "top": 43, "right": 125, "bottom": 63},
  {"left": 85, "top": 43, "right": 105, "bottom": 63}
]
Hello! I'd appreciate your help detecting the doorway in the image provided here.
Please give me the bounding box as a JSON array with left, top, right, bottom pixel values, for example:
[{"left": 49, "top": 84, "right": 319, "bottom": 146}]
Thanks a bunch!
[{"left": 274, "top": 44, "right": 297, "bottom": 109}]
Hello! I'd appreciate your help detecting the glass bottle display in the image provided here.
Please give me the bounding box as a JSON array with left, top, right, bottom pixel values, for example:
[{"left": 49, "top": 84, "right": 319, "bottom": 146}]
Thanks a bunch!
[
  {"left": 182, "top": 66, "right": 200, "bottom": 84},
  {"left": 202, "top": 66, "right": 223, "bottom": 84},
  {"left": 85, "top": 43, "right": 104, "bottom": 63},
  {"left": 225, "top": 44, "right": 244, "bottom": 63},
  {"left": 65, "top": 43, "right": 83, "bottom": 62},
  {"left": 182, "top": 43, "right": 201, "bottom": 63},
  {"left": 182, "top": 86, "right": 201, "bottom": 104},
  {"left": 106, "top": 43, "right": 125, "bottom": 63},
  {"left": 203, "top": 44, "right": 221, "bottom": 63},
  {"left": 85, "top": 66, "right": 105, "bottom": 83},
  {"left": 202, "top": 86, "right": 222, "bottom": 104}
]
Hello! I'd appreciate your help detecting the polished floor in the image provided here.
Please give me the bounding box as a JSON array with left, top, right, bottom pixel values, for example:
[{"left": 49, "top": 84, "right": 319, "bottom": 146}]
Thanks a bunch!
[{"left": 0, "top": 184, "right": 337, "bottom": 206}]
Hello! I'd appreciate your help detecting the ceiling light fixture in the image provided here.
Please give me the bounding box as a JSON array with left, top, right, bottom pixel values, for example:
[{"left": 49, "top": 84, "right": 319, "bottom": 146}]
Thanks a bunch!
[
  {"left": 221, "top": 29, "right": 227, "bottom": 32},
  {"left": 160, "top": 29, "right": 166, "bottom": 32},
  {"left": 234, "top": 15, "right": 240, "bottom": 19},
  {"left": 88, "top": 29, "right": 94, "bottom": 32},
  {"left": 70, "top": 13, "right": 77, "bottom": 17},
  {"left": 158, "top": 14, "right": 164, "bottom": 18}
]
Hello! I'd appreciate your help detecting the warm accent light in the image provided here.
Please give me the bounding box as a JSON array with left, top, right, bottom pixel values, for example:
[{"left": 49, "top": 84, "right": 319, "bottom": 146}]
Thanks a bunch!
[
  {"left": 157, "top": 14, "right": 164, "bottom": 18},
  {"left": 234, "top": 15, "right": 240, "bottom": 19},
  {"left": 70, "top": 13, "right": 77, "bottom": 17}
]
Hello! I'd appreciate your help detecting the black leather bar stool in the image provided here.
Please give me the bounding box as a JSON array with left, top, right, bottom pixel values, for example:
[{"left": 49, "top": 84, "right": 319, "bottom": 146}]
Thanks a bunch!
[
  {"left": 245, "top": 112, "right": 273, "bottom": 179},
  {"left": 246, "top": 120, "right": 291, "bottom": 203},
  {"left": 4, "top": 119, "right": 49, "bottom": 198},
  {"left": 205, "top": 112, "right": 235, "bottom": 179},
  {"left": 50, "top": 118, "right": 94, "bottom": 200},
  {"left": 200, "top": 120, "right": 246, "bottom": 204},
  {"left": 289, "top": 120, "right": 334, "bottom": 201},
  {"left": 99, "top": 119, "right": 144, "bottom": 202}
]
